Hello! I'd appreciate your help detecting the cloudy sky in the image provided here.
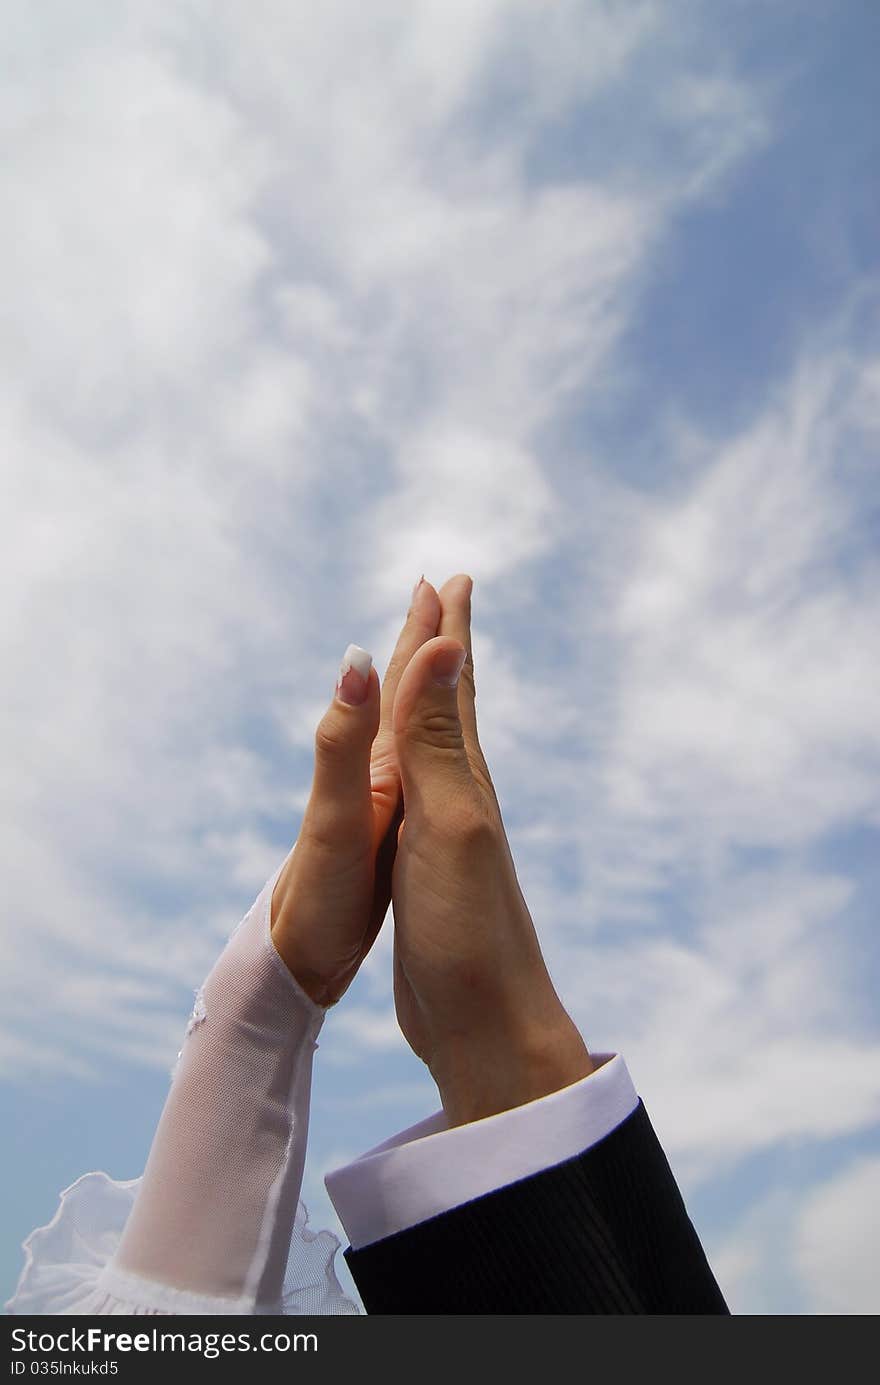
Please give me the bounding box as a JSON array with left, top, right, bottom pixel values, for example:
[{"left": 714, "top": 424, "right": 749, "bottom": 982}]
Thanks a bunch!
[{"left": 2, "top": 0, "right": 878, "bottom": 1314}]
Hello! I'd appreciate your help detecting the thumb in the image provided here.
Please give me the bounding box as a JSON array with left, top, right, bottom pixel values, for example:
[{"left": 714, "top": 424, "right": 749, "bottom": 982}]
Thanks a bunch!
[{"left": 392, "top": 636, "right": 475, "bottom": 816}]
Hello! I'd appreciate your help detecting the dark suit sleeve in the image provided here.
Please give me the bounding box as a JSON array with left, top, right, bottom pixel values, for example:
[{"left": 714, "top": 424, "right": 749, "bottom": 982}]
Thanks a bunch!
[{"left": 344, "top": 1099, "right": 729, "bottom": 1314}]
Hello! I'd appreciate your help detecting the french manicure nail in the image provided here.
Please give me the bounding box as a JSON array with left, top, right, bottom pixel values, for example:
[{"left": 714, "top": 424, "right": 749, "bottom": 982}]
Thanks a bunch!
[{"left": 336, "top": 644, "right": 372, "bottom": 706}]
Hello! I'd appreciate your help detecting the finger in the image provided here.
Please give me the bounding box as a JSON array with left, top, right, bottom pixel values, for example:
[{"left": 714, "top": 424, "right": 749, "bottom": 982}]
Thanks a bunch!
[
  {"left": 304, "top": 643, "right": 381, "bottom": 848},
  {"left": 354, "top": 790, "right": 404, "bottom": 970},
  {"left": 392, "top": 635, "right": 476, "bottom": 818},
  {"left": 369, "top": 578, "right": 442, "bottom": 829},
  {"left": 436, "top": 573, "right": 499, "bottom": 805},
  {"left": 378, "top": 577, "right": 442, "bottom": 741},
  {"left": 436, "top": 573, "right": 479, "bottom": 755}
]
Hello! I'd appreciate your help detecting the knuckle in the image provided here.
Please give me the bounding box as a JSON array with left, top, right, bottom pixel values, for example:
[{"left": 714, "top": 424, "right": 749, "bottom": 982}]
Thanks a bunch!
[
  {"left": 450, "top": 800, "right": 496, "bottom": 848},
  {"left": 414, "top": 785, "right": 487, "bottom": 842},
  {"left": 302, "top": 803, "right": 371, "bottom": 856},
  {"left": 314, "top": 717, "right": 347, "bottom": 761},
  {"left": 299, "top": 813, "right": 339, "bottom": 854},
  {"left": 404, "top": 710, "right": 466, "bottom": 753}
]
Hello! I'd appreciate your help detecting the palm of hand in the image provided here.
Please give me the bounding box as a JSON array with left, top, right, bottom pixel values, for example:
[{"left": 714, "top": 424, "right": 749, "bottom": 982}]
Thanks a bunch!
[{"left": 389, "top": 793, "right": 528, "bottom": 1071}]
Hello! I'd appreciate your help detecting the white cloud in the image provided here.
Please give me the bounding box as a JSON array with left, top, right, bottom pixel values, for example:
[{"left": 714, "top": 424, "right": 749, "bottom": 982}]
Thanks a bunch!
[
  {"left": 602, "top": 352, "right": 880, "bottom": 850},
  {"left": 535, "top": 336, "right": 880, "bottom": 1171},
  {"left": 794, "top": 1156, "right": 880, "bottom": 1314},
  {"left": 328, "top": 1006, "right": 405, "bottom": 1055},
  {"left": 711, "top": 1156, "right": 880, "bottom": 1314}
]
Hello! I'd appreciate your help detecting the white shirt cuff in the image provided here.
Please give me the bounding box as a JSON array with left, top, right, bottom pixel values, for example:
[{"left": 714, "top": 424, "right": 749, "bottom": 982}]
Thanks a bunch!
[{"left": 324, "top": 1052, "right": 638, "bottom": 1251}]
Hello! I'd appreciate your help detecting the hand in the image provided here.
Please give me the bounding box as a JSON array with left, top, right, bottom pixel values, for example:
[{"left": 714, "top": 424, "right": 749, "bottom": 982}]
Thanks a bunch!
[
  {"left": 390, "top": 574, "right": 595, "bottom": 1125},
  {"left": 270, "top": 578, "right": 441, "bottom": 1006}
]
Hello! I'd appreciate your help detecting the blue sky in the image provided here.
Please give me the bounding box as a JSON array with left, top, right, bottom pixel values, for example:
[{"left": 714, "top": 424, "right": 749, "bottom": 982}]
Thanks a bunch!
[{"left": 2, "top": 0, "right": 879, "bottom": 1314}]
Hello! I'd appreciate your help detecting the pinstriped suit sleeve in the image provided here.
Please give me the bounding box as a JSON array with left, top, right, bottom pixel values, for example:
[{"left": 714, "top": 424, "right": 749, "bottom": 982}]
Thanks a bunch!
[{"left": 341, "top": 1100, "right": 729, "bottom": 1314}]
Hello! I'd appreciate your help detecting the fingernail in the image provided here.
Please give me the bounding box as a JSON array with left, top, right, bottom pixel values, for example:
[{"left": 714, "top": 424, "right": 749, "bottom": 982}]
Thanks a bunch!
[
  {"left": 411, "top": 574, "right": 426, "bottom": 602},
  {"left": 431, "top": 646, "right": 467, "bottom": 687},
  {"left": 336, "top": 643, "right": 372, "bottom": 706}
]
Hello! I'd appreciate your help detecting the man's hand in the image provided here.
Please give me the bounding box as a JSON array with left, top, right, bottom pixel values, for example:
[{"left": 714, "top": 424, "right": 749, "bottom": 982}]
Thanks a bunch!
[
  {"left": 390, "top": 574, "right": 595, "bottom": 1126},
  {"left": 270, "top": 577, "right": 441, "bottom": 1006}
]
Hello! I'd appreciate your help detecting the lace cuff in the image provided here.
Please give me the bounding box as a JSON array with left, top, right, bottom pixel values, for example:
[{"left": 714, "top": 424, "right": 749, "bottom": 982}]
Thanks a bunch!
[
  {"left": 6, "top": 1173, "right": 356, "bottom": 1315},
  {"left": 7, "top": 849, "right": 359, "bottom": 1316}
]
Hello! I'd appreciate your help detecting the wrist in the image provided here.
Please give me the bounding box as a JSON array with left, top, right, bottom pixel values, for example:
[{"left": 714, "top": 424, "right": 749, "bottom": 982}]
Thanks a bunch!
[
  {"left": 431, "top": 1014, "right": 595, "bottom": 1128},
  {"left": 269, "top": 934, "right": 342, "bottom": 1008}
]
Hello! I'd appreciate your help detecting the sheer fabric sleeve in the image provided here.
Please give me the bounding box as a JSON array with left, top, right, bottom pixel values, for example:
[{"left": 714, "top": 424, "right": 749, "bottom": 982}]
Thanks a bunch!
[{"left": 6, "top": 846, "right": 359, "bottom": 1316}]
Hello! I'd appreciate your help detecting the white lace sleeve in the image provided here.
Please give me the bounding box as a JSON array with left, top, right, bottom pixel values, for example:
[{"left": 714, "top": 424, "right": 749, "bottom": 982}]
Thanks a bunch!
[{"left": 6, "top": 848, "right": 359, "bottom": 1316}]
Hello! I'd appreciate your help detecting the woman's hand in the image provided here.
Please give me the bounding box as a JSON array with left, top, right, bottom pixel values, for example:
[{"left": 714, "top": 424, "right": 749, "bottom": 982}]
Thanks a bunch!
[
  {"left": 270, "top": 577, "right": 441, "bottom": 1006},
  {"left": 390, "top": 574, "right": 595, "bottom": 1125}
]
